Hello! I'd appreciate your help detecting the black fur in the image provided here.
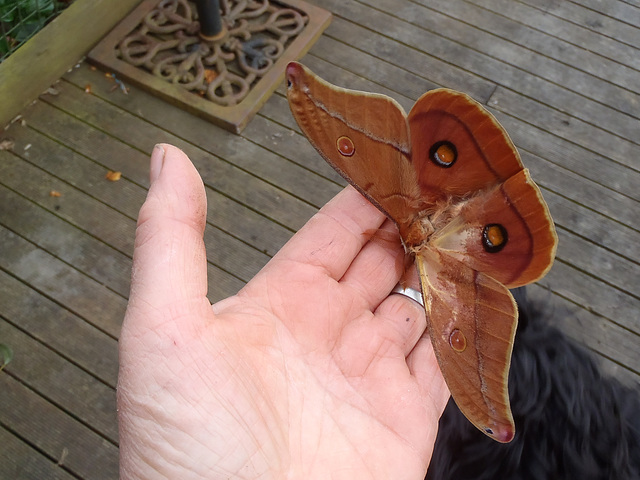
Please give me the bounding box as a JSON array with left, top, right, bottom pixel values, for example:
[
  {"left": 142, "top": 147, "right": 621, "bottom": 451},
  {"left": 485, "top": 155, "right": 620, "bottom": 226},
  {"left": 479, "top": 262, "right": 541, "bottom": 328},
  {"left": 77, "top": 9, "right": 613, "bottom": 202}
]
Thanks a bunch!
[{"left": 426, "top": 288, "right": 640, "bottom": 480}]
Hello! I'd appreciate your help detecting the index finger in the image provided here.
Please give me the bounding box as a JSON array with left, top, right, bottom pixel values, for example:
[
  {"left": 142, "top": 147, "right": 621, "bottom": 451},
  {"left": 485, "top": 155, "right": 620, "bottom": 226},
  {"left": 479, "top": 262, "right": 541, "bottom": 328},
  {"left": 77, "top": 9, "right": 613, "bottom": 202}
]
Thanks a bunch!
[{"left": 273, "top": 185, "right": 387, "bottom": 281}]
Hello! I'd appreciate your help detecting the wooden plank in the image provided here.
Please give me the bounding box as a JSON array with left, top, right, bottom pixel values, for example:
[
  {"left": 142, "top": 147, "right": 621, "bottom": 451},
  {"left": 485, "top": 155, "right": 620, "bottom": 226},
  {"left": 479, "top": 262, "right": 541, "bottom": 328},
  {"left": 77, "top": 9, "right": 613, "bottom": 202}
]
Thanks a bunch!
[
  {"left": 43, "top": 4, "right": 636, "bottom": 344},
  {"left": 11, "top": 120, "right": 148, "bottom": 221},
  {"left": 206, "top": 265, "right": 246, "bottom": 302},
  {"left": 591, "top": 350, "right": 640, "bottom": 389},
  {"left": 35, "top": 80, "right": 317, "bottom": 232},
  {"left": 3, "top": 123, "right": 268, "bottom": 284},
  {"left": 325, "top": 0, "right": 640, "bottom": 120},
  {"left": 520, "top": 151, "right": 639, "bottom": 234},
  {"left": 0, "top": 183, "right": 132, "bottom": 298},
  {"left": 527, "top": 287, "right": 640, "bottom": 379},
  {"left": 300, "top": 53, "right": 416, "bottom": 109},
  {"left": 518, "top": 0, "right": 640, "bottom": 46},
  {"left": 312, "top": 0, "right": 640, "bottom": 141},
  {"left": 20, "top": 101, "right": 154, "bottom": 196},
  {"left": 527, "top": 284, "right": 640, "bottom": 388},
  {"left": 469, "top": 0, "right": 640, "bottom": 71},
  {"left": 201, "top": 189, "right": 293, "bottom": 258},
  {"left": 257, "top": 89, "right": 301, "bottom": 133},
  {"left": 0, "top": 269, "right": 118, "bottom": 385},
  {"left": 555, "top": 227, "right": 638, "bottom": 300},
  {"left": 551, "top": 310, "right": 640, "bottom": 375},
  {"left": 0, "top": 425, "right": 76, "bottom": 480},
  {"left": 244, "top": 101, "right": 346, "bottom": 187},
  {"left": 411, "top": 0, "right": 639, "bottom": 94},
  {"left": 0, "top": 148, "right": 136, "bottom": 257},
  {"left": 0, "top": 0, "right": 143, "bottom": 128},
  {"left": 0, "top": 320, "right": 117, "bottom": 442},
  {"left": 310, "top": 35, "right": 442, "bottom": 102},
  {"left": 491, "top": 111, "right": 639, "bottom": 201},
  {"left": 542, "top": 259, "right": 639, "bottom": 334},
  {"left": 564, "top": 0, "right": 640, "bottom": 31},
  {"left": 56, "top": 68, "right": 334, "bottom": 211},
  {"left": 321, "top": 15, "right": 498, "bottom": 103},
  {"left": 65, "top": 64, "right": 345, "bottom": 193},
  {"left": 0, "top": 374, "right": 118, "bottom": 480},
  {"left": 204, "top": 226, "right": 270, "bottom": 282},
  {"left": 12, "top": 101, "right": 293, "bottom": 259},
  {"left": 78, "top": 69, "right": 341, "bottom": 209},
  {"left": 488, "top": 87, "right": 639, "bottom": 171},
  {"left": 0, "top": 224, "right": 125, "bottom": 338},
  {"left": 1, "top": 132, "right": 246, "bottom": 301},
  {"left": 541, "top": 187, "right": 639, "bottom": 267},
  {"left": 597, "top": 359, "right": 640, "bottom": 389}
]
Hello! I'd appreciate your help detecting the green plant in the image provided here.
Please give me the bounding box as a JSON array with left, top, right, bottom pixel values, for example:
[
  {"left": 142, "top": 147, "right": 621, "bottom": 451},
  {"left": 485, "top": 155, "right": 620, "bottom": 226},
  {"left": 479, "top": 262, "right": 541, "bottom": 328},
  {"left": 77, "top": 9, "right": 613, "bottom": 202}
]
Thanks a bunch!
[{"left": 0, "top": 0, "right": 68, "bottom": 59}]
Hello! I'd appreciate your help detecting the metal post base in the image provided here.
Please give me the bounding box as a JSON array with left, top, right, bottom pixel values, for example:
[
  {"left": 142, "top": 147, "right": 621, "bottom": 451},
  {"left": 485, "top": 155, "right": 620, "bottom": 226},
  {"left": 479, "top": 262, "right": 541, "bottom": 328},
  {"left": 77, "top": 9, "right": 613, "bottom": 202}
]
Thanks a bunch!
[{"left": 88, "top": 0, "right": 331, "bottom": 133}]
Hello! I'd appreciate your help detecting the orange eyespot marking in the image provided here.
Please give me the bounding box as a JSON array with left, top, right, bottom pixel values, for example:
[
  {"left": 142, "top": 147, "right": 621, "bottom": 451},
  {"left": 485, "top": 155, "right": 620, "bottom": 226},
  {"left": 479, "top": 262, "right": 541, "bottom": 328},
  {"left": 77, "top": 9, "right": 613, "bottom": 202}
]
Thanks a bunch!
[
  {"left": 336, "top": 136, "right": 355, "bottom": 157},
  {"left": 435, "top": 144, "right": 455, "bottom": 164},
  {"left": 483, "top": 224, "right": 508, "bottom": 253},
  {"left": 486, "top": 226, "right": 504, "bottom": 245},
  {"left": 449, "top": 329, "right": 467, "bottom": 352},
  {"left": 429, "top": 141, "right": 457, "bottom": 167}
]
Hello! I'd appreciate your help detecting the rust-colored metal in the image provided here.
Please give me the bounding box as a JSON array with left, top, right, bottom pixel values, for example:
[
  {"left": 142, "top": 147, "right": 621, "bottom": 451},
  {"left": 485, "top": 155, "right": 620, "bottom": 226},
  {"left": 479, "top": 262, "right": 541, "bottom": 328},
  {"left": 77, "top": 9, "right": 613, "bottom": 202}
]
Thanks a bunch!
[{"left": 88, "top": 0, "right": 331, "bottom": 133}]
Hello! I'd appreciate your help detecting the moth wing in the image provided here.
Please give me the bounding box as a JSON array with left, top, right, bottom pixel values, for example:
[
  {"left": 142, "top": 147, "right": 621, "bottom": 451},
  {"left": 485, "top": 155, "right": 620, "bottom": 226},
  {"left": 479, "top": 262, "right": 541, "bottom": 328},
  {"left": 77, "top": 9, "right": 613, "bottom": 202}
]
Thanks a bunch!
[
  {"left": 431, "top": 169, "right": 558, "bottom": 288},
  {"left": 286, "top": 62, "right": 422, "bottom": 226},
  {"left": 408, "top": 89, "right": 523, "bottom": 203},
  {"left": 416, "top": 248, "right": 517, "bottom": 443}
]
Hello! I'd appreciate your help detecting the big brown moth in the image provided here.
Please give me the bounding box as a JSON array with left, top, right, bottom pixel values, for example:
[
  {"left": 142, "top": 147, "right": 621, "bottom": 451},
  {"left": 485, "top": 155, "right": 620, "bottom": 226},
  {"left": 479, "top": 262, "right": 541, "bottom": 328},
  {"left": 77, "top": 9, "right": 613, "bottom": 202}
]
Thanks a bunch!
[{"left": 285, "top": 61, "right": 558, "bottom": 443}]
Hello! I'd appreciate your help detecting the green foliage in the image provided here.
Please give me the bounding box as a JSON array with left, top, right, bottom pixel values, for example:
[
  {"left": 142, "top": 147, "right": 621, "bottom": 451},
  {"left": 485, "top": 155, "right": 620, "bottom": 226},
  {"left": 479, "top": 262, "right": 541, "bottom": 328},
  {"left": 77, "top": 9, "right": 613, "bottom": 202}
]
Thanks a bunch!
[{"left": 0, "top": 0, "right": 67, "bottom": 59}]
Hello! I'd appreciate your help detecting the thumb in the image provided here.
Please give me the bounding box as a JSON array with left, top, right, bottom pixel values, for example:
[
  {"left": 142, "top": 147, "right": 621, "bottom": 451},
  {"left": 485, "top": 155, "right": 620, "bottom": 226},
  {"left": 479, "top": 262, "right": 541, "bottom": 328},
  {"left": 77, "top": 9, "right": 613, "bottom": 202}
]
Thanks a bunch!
[{"left": 124, "top": 144, "right": 210, "bottom": 334}]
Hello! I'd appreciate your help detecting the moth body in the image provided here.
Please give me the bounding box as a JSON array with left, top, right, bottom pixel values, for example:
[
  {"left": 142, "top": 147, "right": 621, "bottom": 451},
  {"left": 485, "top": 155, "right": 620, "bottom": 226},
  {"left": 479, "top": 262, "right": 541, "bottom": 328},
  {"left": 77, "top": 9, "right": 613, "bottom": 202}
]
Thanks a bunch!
[{"left": 401, "top": 196, "right": 465, "bottom": 254}]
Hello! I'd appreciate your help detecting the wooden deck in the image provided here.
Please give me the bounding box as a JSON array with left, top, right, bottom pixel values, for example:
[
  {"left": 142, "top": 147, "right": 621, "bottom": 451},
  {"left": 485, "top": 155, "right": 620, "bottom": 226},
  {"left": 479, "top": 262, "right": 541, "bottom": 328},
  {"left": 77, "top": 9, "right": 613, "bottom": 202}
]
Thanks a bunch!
[{"left": 1, "top": 0, "right": 638, "bottom": 477}]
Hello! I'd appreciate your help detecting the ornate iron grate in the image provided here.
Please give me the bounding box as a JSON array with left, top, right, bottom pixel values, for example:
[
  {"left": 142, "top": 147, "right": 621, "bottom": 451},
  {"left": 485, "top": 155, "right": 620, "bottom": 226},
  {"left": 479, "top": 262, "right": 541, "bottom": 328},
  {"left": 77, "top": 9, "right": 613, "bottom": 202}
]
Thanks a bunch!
[{"left": 88, "top": 0, "right": 330, "bottom": 133}]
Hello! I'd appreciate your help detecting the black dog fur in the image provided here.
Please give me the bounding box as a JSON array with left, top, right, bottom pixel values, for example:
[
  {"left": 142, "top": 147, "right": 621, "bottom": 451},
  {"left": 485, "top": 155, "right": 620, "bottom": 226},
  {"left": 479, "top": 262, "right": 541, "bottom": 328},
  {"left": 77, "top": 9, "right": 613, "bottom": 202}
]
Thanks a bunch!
[{"left": 426, "top": 287, "right": 640, "bottom": 480}]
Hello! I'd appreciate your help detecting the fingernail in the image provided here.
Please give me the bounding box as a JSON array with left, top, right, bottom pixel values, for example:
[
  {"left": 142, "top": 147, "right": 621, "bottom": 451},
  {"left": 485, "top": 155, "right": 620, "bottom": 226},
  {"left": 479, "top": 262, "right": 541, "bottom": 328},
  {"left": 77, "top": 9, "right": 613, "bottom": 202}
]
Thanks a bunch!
[{"left": 150, "top": 144, "right": 165, "bottom": 184}]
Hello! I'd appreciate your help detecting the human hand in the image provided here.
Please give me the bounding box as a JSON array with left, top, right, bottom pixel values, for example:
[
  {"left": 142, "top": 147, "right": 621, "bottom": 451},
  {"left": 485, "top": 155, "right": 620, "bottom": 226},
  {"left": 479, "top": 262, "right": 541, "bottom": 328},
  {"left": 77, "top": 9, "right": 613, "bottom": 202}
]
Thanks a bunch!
[{"left": 118, "top": 144, "right": 449, "bottom": 479}]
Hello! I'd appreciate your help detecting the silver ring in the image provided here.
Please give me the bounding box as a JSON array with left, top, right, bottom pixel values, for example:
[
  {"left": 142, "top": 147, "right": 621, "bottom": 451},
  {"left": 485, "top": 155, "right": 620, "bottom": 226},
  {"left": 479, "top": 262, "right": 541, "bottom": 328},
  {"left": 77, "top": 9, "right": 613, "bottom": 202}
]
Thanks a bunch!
[{"left": 391, "top": 284, "right": 424, "bottom": 306}]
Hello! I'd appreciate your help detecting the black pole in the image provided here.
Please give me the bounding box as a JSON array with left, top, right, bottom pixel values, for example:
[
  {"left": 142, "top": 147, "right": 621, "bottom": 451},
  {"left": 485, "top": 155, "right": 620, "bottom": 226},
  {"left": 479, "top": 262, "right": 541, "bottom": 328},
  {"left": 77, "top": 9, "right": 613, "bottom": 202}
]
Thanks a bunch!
[{"left": 195, "top": 0, "right": 225, "bottom": 40}]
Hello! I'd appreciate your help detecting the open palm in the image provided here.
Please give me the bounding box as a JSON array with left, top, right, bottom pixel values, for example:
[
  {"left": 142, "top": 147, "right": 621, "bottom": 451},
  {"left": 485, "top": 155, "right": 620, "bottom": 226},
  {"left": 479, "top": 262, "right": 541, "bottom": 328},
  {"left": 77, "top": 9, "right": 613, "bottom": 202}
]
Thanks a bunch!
[{"left": 118, "top": 145, "right": 449, "bottom": 479}]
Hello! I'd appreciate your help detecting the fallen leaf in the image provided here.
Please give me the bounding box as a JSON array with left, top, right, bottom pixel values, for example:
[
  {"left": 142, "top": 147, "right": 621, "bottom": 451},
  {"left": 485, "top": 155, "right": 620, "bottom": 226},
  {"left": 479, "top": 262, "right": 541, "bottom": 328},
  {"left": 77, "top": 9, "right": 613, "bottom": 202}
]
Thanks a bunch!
[
  {"left": 49, "top": 190, "right": 62, "bottom": 197},
  {"left": 0, "top": 138, "right": 15, "bottom": 150},
  {"left": 58, "top": 447, "right": 69, "bottom": 466},
  {"left": 0, "top": 343, "right": 13, "bottom": 371},
  {"left": 204, "top": 69, "right": 218, "bottom": 84},
  {"left": 9, "top": 114, "right": 23, "bottom": 126},
  {"left": 43, "top": 86, "right": 60, "bottom": 96},
  {"left": 106, "top": 170, "right": 122, "bottom": 181},
  {"left": 85, "top": 84, "right": 92, "bottom": 93}
]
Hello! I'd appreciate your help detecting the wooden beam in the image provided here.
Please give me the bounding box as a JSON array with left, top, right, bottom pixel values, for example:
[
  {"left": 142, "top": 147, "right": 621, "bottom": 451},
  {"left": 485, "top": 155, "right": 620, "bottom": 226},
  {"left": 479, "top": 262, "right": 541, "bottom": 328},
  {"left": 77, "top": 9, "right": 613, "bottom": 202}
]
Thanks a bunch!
[{"left": 0, "top": 0, "right": 142, "bottom": 129}]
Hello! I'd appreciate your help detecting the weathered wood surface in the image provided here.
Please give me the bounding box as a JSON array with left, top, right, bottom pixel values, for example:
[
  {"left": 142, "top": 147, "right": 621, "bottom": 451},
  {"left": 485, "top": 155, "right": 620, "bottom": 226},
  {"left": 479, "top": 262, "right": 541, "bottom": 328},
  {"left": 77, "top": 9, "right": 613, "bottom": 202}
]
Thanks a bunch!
[
  {"left": 0, "top": 0, "right": 142, "bottom": 129},
  {"left": 0, "top": 0, "right": 638, "bottom": 476}
]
